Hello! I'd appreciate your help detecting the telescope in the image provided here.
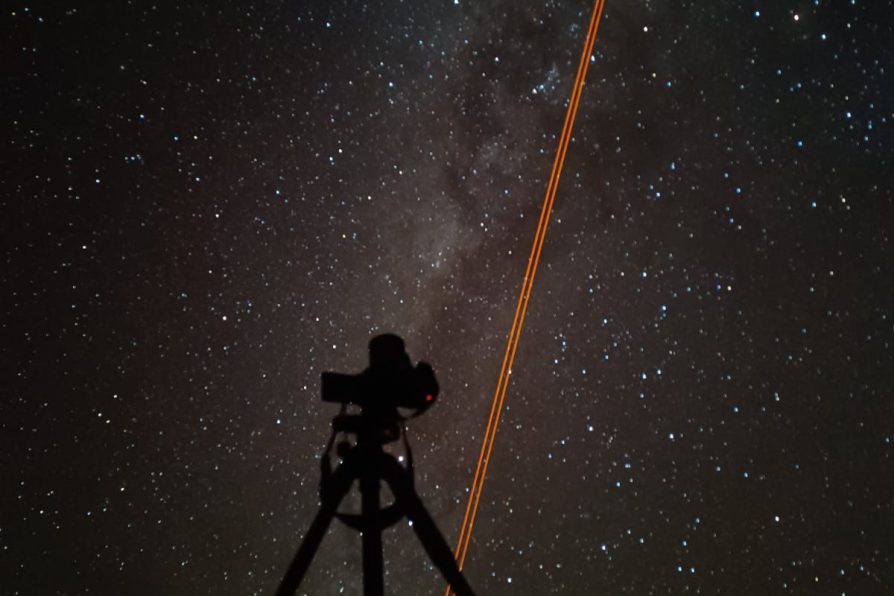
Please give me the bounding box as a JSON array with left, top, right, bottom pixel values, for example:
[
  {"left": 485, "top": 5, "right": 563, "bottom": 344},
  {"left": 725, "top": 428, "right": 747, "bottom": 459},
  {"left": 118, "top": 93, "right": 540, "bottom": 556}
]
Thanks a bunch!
[{"left": 275, "top": 334, "right": 476, "bottom": 596}]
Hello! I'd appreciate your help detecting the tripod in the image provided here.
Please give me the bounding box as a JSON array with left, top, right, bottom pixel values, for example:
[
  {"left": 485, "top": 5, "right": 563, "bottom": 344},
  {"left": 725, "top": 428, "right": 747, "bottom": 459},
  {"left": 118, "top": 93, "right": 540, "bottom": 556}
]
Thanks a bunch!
[{"left": 275, "top": 411, "right": 476, "bottom": 596}]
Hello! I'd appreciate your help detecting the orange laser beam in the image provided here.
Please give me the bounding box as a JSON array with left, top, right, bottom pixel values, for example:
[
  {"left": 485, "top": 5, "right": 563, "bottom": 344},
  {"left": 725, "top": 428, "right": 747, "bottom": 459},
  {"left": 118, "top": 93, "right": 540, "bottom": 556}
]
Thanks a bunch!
[{"left": 446, "top": 1, "right": 606, "bottom": 592}]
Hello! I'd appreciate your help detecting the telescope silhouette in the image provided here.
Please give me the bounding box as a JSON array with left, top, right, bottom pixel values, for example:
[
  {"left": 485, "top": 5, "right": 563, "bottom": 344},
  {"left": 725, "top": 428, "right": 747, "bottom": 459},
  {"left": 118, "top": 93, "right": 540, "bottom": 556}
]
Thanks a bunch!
[{"left": 275, "top": 334, "right": 476, "bottom": 596}]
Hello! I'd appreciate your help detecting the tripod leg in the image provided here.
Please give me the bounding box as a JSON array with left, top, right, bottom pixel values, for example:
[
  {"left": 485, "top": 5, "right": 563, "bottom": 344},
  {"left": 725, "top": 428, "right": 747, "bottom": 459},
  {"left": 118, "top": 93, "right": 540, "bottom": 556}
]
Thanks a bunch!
[
  {"left": 379, "top": 455, "right": 477, "bottom": 596},
  {"left": 360, "top": 461, "right": 384, "bottom": 596},
  {"left": 276, "top": 458, "right": 358, "bottom": 596}
]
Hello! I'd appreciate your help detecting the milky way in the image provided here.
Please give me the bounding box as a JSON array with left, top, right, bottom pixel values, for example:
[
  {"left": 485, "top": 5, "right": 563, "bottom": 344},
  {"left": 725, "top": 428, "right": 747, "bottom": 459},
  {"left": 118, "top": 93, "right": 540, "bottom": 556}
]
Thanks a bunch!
[{"left": 3, "top": 1, "right": 893, "bottom": 594}]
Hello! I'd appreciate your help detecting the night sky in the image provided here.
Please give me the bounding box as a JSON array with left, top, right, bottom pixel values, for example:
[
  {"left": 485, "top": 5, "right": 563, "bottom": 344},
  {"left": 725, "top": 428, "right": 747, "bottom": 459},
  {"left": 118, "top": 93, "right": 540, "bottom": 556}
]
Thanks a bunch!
[{"left": 3, "top": 1, "right": 894, "bottom": 594}]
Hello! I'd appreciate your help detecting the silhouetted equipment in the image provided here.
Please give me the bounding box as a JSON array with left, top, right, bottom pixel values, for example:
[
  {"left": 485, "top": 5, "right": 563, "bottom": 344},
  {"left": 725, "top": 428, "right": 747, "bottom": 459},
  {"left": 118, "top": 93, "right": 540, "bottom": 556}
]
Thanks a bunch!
[
  {"left": 275, "top": 334, "right": 476, "bottom": 596},
  {"left": 322, "top": 334, "right": 438, "bottom": 414}
]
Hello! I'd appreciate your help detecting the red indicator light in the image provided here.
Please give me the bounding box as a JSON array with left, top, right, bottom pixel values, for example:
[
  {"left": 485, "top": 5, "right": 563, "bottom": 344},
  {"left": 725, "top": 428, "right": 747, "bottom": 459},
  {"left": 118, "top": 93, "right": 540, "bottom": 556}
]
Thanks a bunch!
[{"left": 425, "top": 394, "right": 433, "bottom": 402}]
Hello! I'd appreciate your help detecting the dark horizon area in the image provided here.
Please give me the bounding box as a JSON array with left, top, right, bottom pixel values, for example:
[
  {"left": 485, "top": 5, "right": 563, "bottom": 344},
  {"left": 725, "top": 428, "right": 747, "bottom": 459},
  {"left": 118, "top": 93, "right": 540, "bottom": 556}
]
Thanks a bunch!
[{"left": 3, "top": 1, "right": 893, "bottom": 594}]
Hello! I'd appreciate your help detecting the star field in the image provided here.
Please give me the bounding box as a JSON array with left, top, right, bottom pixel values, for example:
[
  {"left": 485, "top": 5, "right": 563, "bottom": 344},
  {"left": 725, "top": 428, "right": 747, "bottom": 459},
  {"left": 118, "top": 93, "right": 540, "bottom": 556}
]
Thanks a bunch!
[{"left": 3, "top": 1, "right": 893, "bottom": 594}]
